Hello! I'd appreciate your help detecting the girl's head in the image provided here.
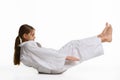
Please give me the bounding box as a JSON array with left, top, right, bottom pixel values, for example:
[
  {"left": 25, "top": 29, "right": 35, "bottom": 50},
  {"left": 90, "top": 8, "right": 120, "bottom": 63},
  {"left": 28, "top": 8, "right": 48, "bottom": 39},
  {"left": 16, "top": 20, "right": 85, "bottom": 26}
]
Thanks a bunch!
[
  {"left": 19, "top": 24, "right": 35, "bottom": 42},
  {"left": 14, "top": 24, "right": 35, "bottom": 65}
]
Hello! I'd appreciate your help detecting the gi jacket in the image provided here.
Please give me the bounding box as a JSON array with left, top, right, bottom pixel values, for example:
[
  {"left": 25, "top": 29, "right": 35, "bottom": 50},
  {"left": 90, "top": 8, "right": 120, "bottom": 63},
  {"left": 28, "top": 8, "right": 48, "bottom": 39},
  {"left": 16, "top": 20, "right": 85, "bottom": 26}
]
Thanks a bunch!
[{"left": 19, "top": 41, "right": 67, "bottom": 74}]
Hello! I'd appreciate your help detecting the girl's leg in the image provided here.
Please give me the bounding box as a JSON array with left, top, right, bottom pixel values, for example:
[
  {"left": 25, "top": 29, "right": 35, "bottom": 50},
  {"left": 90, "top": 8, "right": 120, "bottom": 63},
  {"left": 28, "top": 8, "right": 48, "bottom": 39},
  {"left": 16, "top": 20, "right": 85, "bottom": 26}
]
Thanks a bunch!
[{"left": 59, "top": 23, "right": 112, "bottom": 64}]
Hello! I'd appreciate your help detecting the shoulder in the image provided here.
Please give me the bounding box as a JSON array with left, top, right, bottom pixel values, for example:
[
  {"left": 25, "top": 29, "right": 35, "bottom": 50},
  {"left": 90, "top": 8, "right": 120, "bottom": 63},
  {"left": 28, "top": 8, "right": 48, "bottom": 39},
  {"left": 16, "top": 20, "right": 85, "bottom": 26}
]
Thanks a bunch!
[{"left": 19, "top": 40, "right": 37, "bottom": 47}]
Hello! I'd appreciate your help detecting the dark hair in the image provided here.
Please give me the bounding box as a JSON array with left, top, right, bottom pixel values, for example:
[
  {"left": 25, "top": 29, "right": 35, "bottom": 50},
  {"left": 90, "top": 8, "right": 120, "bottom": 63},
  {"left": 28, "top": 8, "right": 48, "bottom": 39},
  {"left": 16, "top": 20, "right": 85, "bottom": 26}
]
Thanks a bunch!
[{"left": 14, "top": 24, "right": 34, "bottom": 65}]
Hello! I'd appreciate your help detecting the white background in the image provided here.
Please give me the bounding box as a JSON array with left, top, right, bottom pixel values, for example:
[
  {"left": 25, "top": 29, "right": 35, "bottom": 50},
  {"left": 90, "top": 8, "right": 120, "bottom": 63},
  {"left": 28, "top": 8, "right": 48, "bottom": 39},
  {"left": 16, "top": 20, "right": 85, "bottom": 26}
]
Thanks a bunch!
[{"left": 0, "top": 0, "right": 120, "bottom": 80}]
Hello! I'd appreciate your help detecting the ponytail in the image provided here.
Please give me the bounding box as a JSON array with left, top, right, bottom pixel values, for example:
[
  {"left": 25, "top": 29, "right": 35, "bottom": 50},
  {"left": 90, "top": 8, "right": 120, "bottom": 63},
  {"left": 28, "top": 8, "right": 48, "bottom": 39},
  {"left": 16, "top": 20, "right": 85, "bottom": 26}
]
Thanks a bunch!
[{"left": 14, "top": 36, "right": 21, "bottom": 65}]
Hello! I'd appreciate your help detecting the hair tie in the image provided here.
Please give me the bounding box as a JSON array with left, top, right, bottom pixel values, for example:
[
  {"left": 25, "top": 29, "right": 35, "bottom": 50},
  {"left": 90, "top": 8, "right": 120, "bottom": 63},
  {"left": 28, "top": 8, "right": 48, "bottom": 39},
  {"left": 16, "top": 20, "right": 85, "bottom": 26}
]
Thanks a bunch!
[{"left": 19, "top": 36, "right": 22, "bottom": 43}]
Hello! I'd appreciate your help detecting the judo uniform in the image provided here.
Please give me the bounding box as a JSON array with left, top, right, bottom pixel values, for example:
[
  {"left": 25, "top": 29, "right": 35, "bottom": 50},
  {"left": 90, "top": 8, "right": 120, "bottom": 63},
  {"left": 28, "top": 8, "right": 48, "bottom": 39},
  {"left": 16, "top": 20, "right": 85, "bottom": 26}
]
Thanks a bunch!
[{"left": 19, "top": 36, "right": 104, "bottom": 74}]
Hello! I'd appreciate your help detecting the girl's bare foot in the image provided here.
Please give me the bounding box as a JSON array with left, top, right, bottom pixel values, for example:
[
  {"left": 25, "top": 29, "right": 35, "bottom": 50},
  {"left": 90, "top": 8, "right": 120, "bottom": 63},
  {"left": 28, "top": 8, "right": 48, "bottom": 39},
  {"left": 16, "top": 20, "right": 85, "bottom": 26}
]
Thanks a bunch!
[
  {"left": 98, "top": 22, "right": 109, "bottom": 37},
  {"left": 102, "top": 24, "right": 112, "bottom": 42},
  {"left": 98, "top": 23, "right": 112, "bottom": 42},
  {"left": 101, "top": 22, "right": 109, "bottom": 35}
]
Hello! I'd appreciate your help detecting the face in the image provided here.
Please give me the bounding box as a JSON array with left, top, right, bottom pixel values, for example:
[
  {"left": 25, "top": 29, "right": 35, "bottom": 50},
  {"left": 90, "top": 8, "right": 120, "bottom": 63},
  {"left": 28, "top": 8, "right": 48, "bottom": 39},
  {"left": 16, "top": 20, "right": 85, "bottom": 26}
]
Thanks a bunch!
[{"left": 23, "top": 30, "right": 35, "bottom": 41}]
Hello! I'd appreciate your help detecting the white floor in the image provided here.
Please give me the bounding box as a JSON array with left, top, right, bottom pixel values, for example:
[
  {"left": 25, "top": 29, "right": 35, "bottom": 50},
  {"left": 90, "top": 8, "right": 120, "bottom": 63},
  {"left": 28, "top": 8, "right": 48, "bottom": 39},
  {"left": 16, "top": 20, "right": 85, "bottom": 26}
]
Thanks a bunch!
[{"left": 1, "top": 57, "right": 120, "bottom": 80}]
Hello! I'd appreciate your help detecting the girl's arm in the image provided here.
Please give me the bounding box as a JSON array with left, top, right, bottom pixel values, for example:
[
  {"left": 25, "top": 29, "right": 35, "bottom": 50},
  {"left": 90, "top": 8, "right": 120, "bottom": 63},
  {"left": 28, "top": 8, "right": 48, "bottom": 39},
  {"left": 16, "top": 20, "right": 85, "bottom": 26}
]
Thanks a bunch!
[{"left": 66, "top": 56, "right": 80, "bottom": 61}]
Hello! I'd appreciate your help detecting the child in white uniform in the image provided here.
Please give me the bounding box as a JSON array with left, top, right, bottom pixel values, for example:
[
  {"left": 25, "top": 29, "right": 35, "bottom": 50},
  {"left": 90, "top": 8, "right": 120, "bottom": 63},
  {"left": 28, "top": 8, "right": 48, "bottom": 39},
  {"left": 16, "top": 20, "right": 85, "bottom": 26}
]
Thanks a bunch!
[{"left": 13, "top": 23, "right": 112, "bottom": 74}]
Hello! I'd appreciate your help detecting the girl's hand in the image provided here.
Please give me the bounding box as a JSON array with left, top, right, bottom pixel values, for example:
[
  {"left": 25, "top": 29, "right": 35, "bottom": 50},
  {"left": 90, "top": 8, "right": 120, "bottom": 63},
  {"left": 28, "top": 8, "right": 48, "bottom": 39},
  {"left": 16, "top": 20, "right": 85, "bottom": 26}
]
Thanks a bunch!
[{"left": 66, "top": 56, "right": 80, "bottom": 61}]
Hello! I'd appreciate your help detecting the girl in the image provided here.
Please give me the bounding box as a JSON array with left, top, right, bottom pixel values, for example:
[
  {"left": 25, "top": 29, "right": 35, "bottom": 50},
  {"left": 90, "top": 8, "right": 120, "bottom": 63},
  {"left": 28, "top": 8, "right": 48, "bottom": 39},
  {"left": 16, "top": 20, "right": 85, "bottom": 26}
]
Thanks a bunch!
[{"left": 14, "top": 23, "right": 112, "bottom": 74}]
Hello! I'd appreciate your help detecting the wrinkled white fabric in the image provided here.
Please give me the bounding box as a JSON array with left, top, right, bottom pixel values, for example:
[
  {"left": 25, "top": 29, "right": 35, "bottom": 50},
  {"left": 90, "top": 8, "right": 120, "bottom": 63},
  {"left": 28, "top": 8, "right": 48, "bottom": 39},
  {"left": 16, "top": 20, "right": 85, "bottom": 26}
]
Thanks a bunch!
[{"left": 20, "top": 36, "right": 104, "bottom": 74}]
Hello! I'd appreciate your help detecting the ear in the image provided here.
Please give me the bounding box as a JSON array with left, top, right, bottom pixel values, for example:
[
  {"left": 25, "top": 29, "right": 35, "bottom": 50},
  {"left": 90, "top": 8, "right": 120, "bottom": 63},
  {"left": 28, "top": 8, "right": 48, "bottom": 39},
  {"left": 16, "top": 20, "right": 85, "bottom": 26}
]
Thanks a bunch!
[{"left": 23, "top": 33, "right": 28, "bottom": 40}]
